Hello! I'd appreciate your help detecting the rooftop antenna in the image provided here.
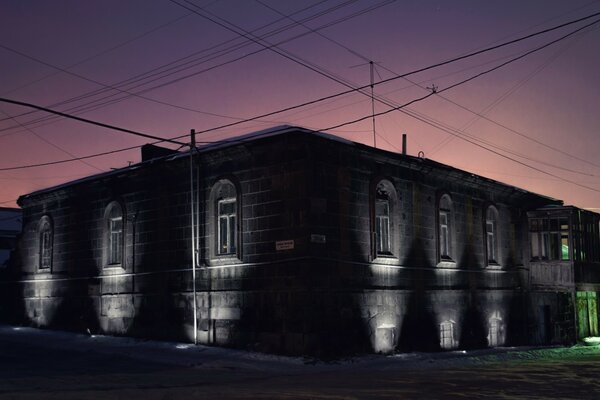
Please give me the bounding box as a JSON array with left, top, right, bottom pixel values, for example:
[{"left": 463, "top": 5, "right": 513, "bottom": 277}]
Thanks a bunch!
[{"left": 350, "top": 60, "right": 381, "bottom": 149}]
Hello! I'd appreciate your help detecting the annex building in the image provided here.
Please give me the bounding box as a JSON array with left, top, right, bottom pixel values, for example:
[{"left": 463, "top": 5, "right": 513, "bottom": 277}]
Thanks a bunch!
[{"left": 1, "top": 126, "right": 599, "bottom": 356}]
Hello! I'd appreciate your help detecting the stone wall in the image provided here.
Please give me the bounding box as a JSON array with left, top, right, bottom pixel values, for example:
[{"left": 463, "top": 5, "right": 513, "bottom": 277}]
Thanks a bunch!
[{"left": 2, "top": 129, "right": 568, "bottom": 355}]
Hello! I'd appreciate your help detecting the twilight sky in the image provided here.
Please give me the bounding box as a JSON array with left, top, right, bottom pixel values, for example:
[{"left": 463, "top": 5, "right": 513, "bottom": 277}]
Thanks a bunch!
[{"left": 1, "top": 0, "right": 599, "bottom": 210}]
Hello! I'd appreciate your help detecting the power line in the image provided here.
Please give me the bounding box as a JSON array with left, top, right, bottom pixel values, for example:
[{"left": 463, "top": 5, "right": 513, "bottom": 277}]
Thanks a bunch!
[
  {"left": 3, "top": 3, "right": 598, "bottom": 141},
  {"left": 2, "top": 11, "right": 599, "bottom": 183},
  {"left": 0, "top": 107, "right": 104, "bottom": 172},
  {"left": 0, "top": 97, "right": 187, "bottom": 146},
  {"left": 0, "top": 0, "right": 362, "bottom": 132}
]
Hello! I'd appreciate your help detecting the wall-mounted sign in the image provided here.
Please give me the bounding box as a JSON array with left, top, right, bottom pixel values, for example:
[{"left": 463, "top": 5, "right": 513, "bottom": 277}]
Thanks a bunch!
[
  {"left": 310, "top": 234, "right": 326, "bottom": 244},
  {"left": 275, "top": 240, "right": 294, "bottom": 251}
]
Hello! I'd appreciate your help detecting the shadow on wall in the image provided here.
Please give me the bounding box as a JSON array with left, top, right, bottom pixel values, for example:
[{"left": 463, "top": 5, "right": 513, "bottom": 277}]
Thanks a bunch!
[
  {"left": 459, "top": 295, "right": 488, "bottom": 350},
  {"left": 506, "top": 292, "right": 529, "bottom": 346},
  {"left": 125, "top": 193, "right": 189, "bottom": 343},
  {"left": 49, "top": 196, "right": 100, "bottom": 335},
  {"left": 234, "top": 259, "right": 373, "bottom": 358},
  {"left": 0, "top": 233, "right": 26, "bottom": 325},
  {"left": 398, "top": 237, "right": 440, "bottom": 352}
]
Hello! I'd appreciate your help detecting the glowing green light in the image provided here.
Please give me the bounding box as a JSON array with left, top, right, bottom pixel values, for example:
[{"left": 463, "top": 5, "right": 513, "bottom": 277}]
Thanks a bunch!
[{"left": 583, "top": 337, "right": 600, "bottom": 346}]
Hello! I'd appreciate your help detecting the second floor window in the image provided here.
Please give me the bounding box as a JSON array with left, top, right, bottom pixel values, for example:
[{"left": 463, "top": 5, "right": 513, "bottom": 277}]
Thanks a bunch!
[
  {"left": 439, "top": 194, "right": 453, "bottom": 261},
  {"left": 530, "top": 217, "right": 569, "bottom": 261},
  {"left": 218, "top": 198, "right": 236, "bottom": 255},
  {"left": 38, "top": 216, "right": 53, "bottom": 270},
  {"left": 105, "top": 201, "right": 124, "bottom": 267},
  {"left": 375, "top": 198, "right": 391, "bottom": 255},
  {"left": 109, "top": 216, "right": 123, "bottom": 265},
  {"left": 486, "top": 206, "right": 499, "bottom": 264}
]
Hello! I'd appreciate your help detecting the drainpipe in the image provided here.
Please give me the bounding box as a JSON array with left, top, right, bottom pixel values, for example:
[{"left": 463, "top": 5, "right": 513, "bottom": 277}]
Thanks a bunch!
[{"left": 189, "top": 129, "right": 198, "bottom": 345}]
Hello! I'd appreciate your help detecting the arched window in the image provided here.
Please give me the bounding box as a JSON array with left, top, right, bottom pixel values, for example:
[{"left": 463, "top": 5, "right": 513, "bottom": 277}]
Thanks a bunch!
[
  {"left": 486, "top": 206, "right": 499, "bottom": 264},
  {"left": 438, "top": 194, "right": 453, "bottom": 261},
  {"left": 38, "top": 216, "right": 53, "bottom": 270},
  {"left": 210, "top": 179, "right": 239, "bottom": 259},
  {"left": 104, "top": 201, "right": 124, "bottom": 267},
  {"left": 372, "top": 179, "right": 399, "bottom": 259}
]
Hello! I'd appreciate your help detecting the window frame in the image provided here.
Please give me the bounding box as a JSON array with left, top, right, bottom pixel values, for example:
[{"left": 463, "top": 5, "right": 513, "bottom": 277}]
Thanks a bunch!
[
  {"left": 437, "top": 194, "right": 454, "bottom": 262},
  {"left": 529, "top": 216, "right": 570, "bottom": 261},
  {"left": 371, "top": 178, "right": 399, "bottom": 261},
  {"left": 439, "top": 320, "right": 456, "bottom": 350},
  {"left": 104, "top": 201, "right": 125, "bottom": 269},
  {"left": 38, "top": 215, "right": 53, "bottom": 271},
  {"left": 217, "top": 197, "right": 237, "bottom": 256},
  {"left": 209, "top": 178, "right": 242, "bottom": 264},
  {"left": 485, "top": 206, "right": 499, "bottom": 265}
]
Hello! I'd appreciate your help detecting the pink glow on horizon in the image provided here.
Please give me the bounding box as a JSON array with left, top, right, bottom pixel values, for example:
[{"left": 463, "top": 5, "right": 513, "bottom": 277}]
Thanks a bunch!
[{"left": 1, "top": 0, "right": 599, "bottom": 210}]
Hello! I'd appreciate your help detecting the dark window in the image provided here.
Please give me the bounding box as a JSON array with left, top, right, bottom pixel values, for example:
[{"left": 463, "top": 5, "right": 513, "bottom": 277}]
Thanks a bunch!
[
  {"left": 373, "top": 180, "right": 397, "bottom": 258},
  {"left": 105, "top": 202, "right": 124, "bottom": 267},
  {"left": 439, "top": 194, "right": 453, "bottom": 261},
  {"left": 530, "top": 216, "right": 569, "bottom": 261},
  {"left": 217, "top": 198, "right": 236, "bottom": 255},
  {"left": 486, "top": 206, "right": 499, "bottom": 264},
  {"left": 375, "top": 198, "right": 391, "bottom": 255},
  {"left": 38, "top": 217, "right": 52, "bottom": 270}
]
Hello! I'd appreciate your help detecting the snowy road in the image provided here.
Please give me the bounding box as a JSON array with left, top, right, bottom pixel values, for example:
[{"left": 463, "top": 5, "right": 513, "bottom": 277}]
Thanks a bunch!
[{"left": 1, "top": 326, "right": 599, "bottom": 399}]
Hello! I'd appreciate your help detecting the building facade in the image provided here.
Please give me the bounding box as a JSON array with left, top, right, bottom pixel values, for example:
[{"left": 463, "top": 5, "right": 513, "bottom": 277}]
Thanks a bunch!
[
  {"left": 0, "top": 207, "right": 21, "bottom": 269},
  {"left": 2, "top": 126, "right": 599, "bottom": 355}
]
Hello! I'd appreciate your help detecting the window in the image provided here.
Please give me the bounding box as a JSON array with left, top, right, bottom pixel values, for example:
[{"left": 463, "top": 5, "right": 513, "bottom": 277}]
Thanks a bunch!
[
  {"left": 438, "top": 194, "right": 453, "bottom": 261},
  {"left": 38, "top": 216, "right": 53, "bottom": 270},
  {"left": 218, "top": 198, "right": 236, "bottom": 255},
  {"left": 440, "top": 320, "right": 456, "bottom": 350},
  {"left": 375, "top": 198, "right": 391, "bottom": 255},
  {"left": 572, "top": 212, "right": 600, "bottom": 262},
  {"left": 488, "top": 315, "right": 504, "bottom": 347},
  {"left": 210, "top": 179, "right": 239, "bottom": 261},
  {"left": 486, "top": 206, "right": 499, "bottom": 264},
  {"left": 372, "top": 179, "right": 398, "bottom": 258},
  {"left": 104, "top": 202, "right": 124, "bottom": 267},
  {"left": 530, "top": 217, "right": 569, "bottom": 261}
]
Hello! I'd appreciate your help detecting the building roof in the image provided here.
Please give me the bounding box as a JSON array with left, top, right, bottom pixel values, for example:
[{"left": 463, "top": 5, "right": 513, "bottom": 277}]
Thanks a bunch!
[{"left": 18, "top": 125, "right": 562, "bottom": 207}]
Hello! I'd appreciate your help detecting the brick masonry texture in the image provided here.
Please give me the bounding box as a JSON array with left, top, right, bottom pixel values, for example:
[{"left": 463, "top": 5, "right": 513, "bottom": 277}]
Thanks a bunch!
[{"left": 1, "top": 127, "right": 598, "bottom": 355}]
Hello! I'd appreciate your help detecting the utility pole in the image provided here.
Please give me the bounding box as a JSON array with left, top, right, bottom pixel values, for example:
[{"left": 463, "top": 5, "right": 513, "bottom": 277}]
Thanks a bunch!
[
  {"left": 189, "top": 128, "right": 198, "bottom": 345},
  {"left": 370, "top": 61, "right": 376, "bottom": 149}
]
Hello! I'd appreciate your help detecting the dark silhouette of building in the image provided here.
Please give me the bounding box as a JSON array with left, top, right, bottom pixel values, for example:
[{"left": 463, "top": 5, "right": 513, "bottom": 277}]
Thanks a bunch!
[
  {"left": 2, "top": 126, "right": 599, "bottom": 355},
  {"left": 0, "top": 207, "right": 21, "bottom": 269}
]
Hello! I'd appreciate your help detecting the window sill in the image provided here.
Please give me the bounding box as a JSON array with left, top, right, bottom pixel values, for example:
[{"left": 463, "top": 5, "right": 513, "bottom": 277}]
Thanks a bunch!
[
  {"left": 208, "top": 255, "right": 242, "bottom": 266},
  {"left": 373, "top": 254, "right": 399, "bottom": 265},
  {"left": 437, "top": 259, "right": 456, "bottom": 269},
  {"left": 486, "top": 262, "right": 502, "bottom": 270},
  {"left": 103, "top": 264, "right": 125, "bottom": 274}
]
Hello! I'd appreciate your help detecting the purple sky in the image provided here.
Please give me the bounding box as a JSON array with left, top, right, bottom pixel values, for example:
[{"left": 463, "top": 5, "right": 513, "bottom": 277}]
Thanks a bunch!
[{"left": 1, "top": 0, "right": 599, "bottom": 210}]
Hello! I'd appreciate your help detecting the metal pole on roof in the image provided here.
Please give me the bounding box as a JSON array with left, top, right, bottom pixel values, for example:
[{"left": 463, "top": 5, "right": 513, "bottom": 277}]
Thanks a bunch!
[
  {"left": 370, "top": 61, "right": 376, "bottom": 149},
  {"left": 189, "top": 129, "right": 198, "bottom": 345}
]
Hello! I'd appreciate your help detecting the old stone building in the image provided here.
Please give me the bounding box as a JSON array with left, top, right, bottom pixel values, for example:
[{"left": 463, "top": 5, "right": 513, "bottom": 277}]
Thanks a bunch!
[
  {"left": 0, "top": 207, "right": 21, "bottom": 269},
  {"left": 2, "top": 126, "right": 599, "bottom": 355}
]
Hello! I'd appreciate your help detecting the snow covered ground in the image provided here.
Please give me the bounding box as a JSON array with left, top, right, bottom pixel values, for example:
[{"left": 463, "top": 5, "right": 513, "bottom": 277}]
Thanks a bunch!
[{"left": 1, "top": 325, "right": 600, "bottom": 399}]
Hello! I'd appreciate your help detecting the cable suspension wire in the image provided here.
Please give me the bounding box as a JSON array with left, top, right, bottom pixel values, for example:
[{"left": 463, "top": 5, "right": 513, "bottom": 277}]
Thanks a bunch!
[
  {"left": 2, "top": 7, "right": 599, "bottom": 140},
  {"left": 0, "top": 0, "right": 364, "bottom": 131},
  {"left": 0, "top": 97, "right": 187, "bottom": 146},
  {"left": 1, "top": 10, "right": 599, "bottom": 197}
]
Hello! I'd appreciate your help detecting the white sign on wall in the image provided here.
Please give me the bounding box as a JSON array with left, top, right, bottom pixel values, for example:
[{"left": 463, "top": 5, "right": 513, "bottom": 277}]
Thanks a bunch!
[{"left": 275, "top": 240, "right": 295, "bottom": 251}]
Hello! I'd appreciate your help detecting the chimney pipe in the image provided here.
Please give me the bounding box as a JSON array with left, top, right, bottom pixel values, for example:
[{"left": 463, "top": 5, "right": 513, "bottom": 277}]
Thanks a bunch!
[{"left": 402, "top": 133, "right": 407, "bottom": 155}]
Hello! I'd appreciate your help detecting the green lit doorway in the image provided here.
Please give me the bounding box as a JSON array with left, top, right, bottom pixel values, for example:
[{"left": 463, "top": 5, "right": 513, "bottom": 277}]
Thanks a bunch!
[{"left": 576, "top": 291, "right": 599, "bottom": 339}]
